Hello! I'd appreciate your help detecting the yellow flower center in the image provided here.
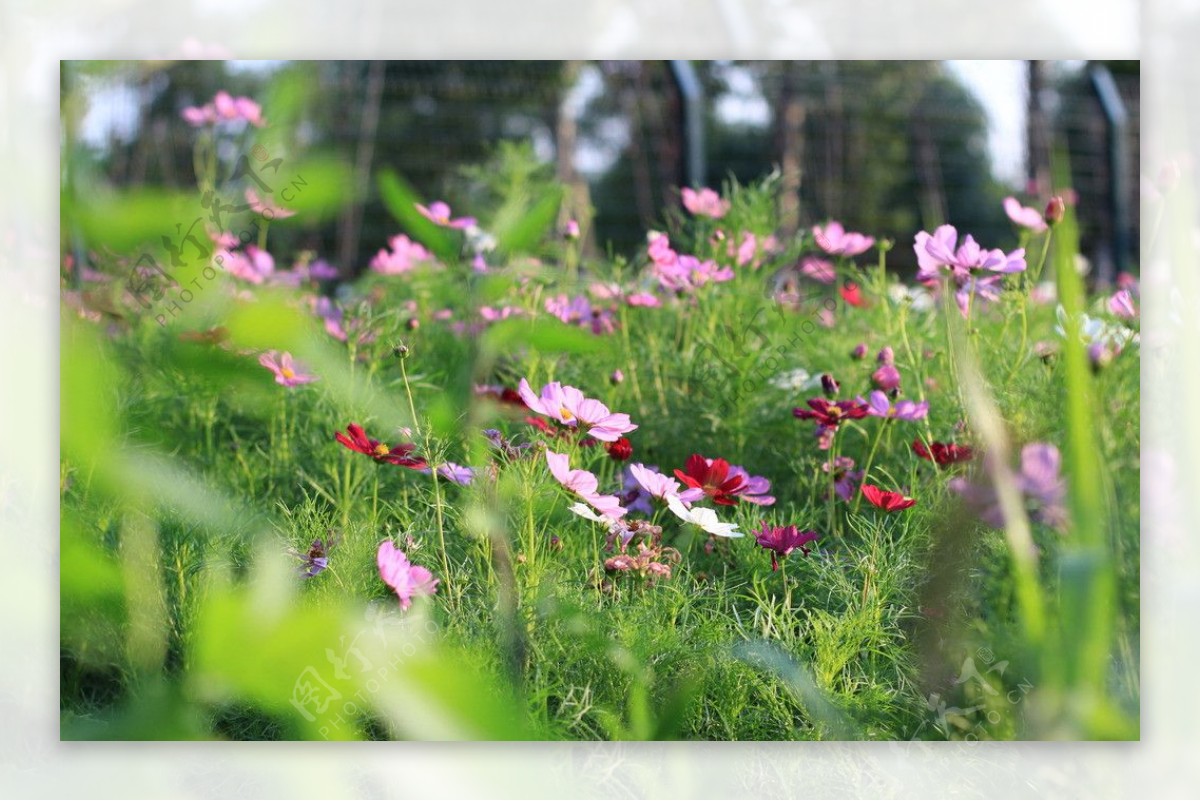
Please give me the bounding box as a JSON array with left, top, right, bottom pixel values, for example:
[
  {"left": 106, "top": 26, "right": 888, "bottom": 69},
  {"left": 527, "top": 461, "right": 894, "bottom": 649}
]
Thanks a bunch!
[
  {"left": 560, "top": 407, "right": 575, "bottom": 422},
  {"left": 373, "top": 443, "right": 391, "bottom": 457},
  {"left": 281, "top": 366, "right": 296, "bottom": 379}
]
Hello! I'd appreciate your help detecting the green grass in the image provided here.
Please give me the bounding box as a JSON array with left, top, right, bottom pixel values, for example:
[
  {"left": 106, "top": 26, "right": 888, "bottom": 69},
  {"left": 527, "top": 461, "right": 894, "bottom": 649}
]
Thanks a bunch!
[{"left": 59, "top": 171, "right": 1140, "bottom": 741}]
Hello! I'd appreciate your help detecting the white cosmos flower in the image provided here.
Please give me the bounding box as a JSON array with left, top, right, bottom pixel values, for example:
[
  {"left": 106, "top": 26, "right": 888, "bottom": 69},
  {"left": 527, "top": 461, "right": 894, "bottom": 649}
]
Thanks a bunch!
[
  {"left": 665, "top": 496, "right": 742, "bottom": 538},
  {"left": 568, "top": 503, "right": 622, "bottom": 531}
]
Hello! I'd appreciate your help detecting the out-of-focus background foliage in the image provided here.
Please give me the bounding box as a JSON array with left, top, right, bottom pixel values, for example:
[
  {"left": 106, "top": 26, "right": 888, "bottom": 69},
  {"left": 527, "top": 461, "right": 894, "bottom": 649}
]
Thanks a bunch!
[{"left": 66, "top": 60, "right": 1139, "bottom": 277}]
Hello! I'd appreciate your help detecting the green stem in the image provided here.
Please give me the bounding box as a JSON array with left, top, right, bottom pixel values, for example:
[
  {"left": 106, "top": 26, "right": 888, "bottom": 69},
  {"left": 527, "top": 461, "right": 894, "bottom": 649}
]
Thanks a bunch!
[
  {"left": 852, "top": 420, "right": 888, "bottom": 514},
  {"left": 400, "top": 356, "right": 452, "bottom": 606}
]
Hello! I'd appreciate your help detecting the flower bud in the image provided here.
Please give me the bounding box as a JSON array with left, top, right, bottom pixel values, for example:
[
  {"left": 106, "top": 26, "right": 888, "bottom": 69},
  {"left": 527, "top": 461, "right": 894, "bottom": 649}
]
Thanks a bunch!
[
  {"left": 820, "top": 373, "right": 840, "bottom": 397},
  {"left": 851, "top": 343, "right": 868, "bottom": 360},
  {"left": 606, "top": 437, "right": 633, "bottom": 462},
  {"left": 610, "top": 369, "right": 625, "bottom": 385},
  {"left": 1044, "top": 196, "right": 1066, "bottom": 226},
  {"left": 872, "top": 364, "right": 901, "bottom": 392},
  {"left": 877, "top": 346, "right": 895, "bottom": 366}
]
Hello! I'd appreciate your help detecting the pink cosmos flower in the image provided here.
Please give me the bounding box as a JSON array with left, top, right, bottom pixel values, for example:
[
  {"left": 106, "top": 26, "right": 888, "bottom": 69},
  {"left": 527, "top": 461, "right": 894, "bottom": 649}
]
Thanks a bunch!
[
  {"left": 545, "top": 450, "right": 626, "bottom": 518},
  {"left": 734, "top": 233, "right": 756, "bottom": 267},
  {"left": 544, "top": 294, "right": 617, "bottom": 335},
  {"left": 182, "top": 91, "right": 266, "bottom": 127},
  {"left": 371, "top": 234, "right": 432, "bottom": 275},
  {"left": 218, "top": 246, "right": 275, "bottom": 284},
  {"left": 415, "top": 200, "right": 475, "bottom": 230},
  {"left": 813, "top": 221, "right": 875, "bottom": 257},
  {"left": 258, "top": 350, "right": 318, "bottom": 387},
  {"left": 377, "top": 540, "right": 438, "bottom": 610},
  {"left": 1108, "top": 289, "right": 1138, "bottom": 319},
  {"left": 915, "top": 225, "right": 1026, "bottom": 280},
  {"left": 628, "top": 463, "right": 705, "bottom": 506},
  {"left": 1003, "top": 197, "right": 1048, "bottom": 233},
  {"left": 799, "top": 256, "right": 836, "bottom": 284},
  {"left": 914, "top": 225, "right": 1026, "bottom": 317},
  {"left": 518, "top": 378, "right": 638, "bottom": 442},
  {"left": 478, "top": 305, "right": 524, "bottom": 323},
  {"left": 246, "top": 188, "right": 296, "bottom": 219},
  {"left": 681, "top": 187, "right": 730, "bottom": 219},
  {"left": 626, "top": 292, "right": 661, "bottom": 308}
]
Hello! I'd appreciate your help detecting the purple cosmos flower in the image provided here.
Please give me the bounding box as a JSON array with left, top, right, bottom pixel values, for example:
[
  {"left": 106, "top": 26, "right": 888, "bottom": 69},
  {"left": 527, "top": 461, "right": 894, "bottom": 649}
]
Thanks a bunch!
[
  {"left": 518, "top": 379, "right": 638, "bottom": 442},
  {"left": 1003, "top": 196, "right": 1048, "bottom": 233},
  {"left": 258, "top": 350, "right": 318, "bottom": 387},
  {"left": 377, "top": 540, "right": 439, "bottom": 610},
  {"left": 866, "top": 390, "right": 929, "bottom": 421},
  {"left": 949, "top": 442, "right": 1068, "bottom": 530},
  {"left": 419, "top": 462, "right": 475, "bottom": 486},
  {"left": 616, "top": 468, "right": 655, "bottom": 516},
  {"left": 752, "top": 523, "right": 819, "bottom": 571},
  {"left": 813, "top": 221, "right": 875, "bottom": 257},
  {"left": 371, "top": 234, "right": 433, "bottom": 275},
  {"left": 726, "top": 464, "right": 776, "bottom": 506},
  {"left": 681, "top": 187, "right": 731, "bottom": 219},
  {"left": 289, "top": 534, "right": 339, "bottom": 578},
  {"left": 415, "top": 200, "right": 475, "bottom": 230},
  {"left": 545, "top": 450, "right": 626, "bottom": 518},
  {"left": 822, "top": 457, "right": 863, "bottom": 501}
]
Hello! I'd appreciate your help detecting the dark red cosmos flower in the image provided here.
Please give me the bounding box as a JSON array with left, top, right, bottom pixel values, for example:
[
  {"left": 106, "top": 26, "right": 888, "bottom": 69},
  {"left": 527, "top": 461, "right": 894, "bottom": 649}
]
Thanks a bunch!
[
  {"left": 335, "top": 424, "right": 427, "bottom": 468},
  {"left": 606, "top": 437, "right": 633, "bottom": 461},
  {"left": 793, "top": 398, "right": 870, "bottom": 428},
  {"left": 674, "top": 453, "right": 747, "bottom": 506},
  {"left": 860, "top": 483, "right": 917, "bottom": 512},
  {"left": 752, "top": 522, "right": 819, "bottom": 571},
  {"left": 474, "top": 385, "right": 527, "bottom": 407},
  {"left": 912, "top": 438, "right": 975, "bottom": 465}
]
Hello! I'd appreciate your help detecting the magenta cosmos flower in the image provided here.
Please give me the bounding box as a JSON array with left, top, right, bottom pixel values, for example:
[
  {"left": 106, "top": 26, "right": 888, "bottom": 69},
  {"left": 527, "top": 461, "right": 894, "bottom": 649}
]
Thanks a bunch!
[
  {"left": 518, "top": 378, "right": 637, "bottom": 442},
  {"left": 813, "top": 221, "right": 875, "bottom": 257},
  {"left": 415, "top": 200, "right": 475, "bottom": 230},
  {"left": 752, "top": 523, "right": 819, "bottom": 571},
  {"left": 258, "top": 350, "right": 318, "bottom": 387},
  {"left": 1003, "top": 197, "right": 1047, "bottom": 233},
  {"left": 681, "top": 187, "right": 731, "bottom": 219},
  {"left": 377, "top": 541, "right": 438, "bottom": 610},
  {"left": 545, "top": 450, "right": 626, "bottom": 518}
]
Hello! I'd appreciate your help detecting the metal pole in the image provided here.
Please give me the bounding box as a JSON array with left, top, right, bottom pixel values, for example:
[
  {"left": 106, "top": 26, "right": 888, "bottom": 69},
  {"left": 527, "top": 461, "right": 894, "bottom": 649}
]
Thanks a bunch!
[
  {"left": 1089, "top": 63, "right": 1130, "bottom": 281},
  {"left": 668, "top": 60, "right": 705, "bottom": 188}
]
